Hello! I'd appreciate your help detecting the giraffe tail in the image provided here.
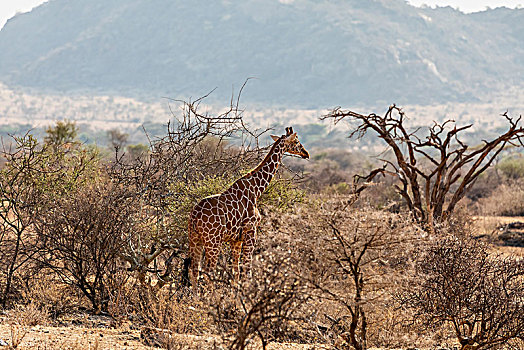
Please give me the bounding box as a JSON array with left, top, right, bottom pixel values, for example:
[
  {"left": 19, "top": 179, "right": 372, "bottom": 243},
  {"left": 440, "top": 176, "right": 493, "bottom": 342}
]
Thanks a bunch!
[
  {"left": 181, "top": 256, "right": 191, "bottom": 287},
  {"left": 184, "top": 216, "right": 198, "bottom": 288}
]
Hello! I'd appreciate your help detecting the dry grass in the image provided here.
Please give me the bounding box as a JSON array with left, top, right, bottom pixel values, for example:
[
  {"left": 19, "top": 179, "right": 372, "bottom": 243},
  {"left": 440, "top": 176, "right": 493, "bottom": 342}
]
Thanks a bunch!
[
  {"left": 476, "top": 182, "right": 524, "bottom": 217},
  {"left": 473, "top": 215, "right": 524, "bottom": 234},
  {"left": 0, "top": 324, "right": 140, "bottom": 349}
]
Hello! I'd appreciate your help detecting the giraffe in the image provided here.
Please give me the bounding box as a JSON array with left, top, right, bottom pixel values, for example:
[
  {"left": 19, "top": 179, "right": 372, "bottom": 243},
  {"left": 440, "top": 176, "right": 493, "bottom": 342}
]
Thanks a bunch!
[{"left": 187, "top": 127, "right": 309, "bottom": 287}]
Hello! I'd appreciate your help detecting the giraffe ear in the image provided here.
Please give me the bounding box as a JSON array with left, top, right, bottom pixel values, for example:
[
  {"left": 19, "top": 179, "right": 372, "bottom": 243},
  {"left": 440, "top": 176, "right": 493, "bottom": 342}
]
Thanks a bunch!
[{"left": 270, "top": 135, "right": 280, "bottom": 142}]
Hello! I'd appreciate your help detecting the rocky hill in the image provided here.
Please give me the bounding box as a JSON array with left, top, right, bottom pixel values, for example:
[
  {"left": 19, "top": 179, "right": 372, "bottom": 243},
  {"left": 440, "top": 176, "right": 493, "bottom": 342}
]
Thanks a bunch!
[{"left": 0, "top": 0, "right": 522, "bottom": 108}]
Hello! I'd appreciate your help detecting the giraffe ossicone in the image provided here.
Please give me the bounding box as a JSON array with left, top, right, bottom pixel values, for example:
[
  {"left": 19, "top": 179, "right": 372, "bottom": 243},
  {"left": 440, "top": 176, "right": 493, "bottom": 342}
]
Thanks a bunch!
[{"left": 187, "top": 127, "right": 309, "bottom": 288}]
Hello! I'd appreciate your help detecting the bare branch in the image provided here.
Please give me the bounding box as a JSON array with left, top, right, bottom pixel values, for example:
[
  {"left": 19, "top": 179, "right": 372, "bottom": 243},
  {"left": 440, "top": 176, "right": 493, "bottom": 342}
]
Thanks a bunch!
[{"left": 323, "top": 106, "right": 524, "bottom": 232}]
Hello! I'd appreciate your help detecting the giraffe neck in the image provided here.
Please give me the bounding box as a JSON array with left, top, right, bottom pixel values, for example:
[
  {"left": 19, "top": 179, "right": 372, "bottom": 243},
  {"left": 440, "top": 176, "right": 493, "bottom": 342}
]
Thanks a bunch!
[{"left": 245, "top": 139, "right": 285, "bottom": 200}]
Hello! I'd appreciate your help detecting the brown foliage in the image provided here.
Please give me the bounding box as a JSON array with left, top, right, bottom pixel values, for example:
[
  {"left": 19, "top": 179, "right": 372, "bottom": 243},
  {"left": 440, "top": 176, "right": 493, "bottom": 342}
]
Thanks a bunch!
[
  {"left": 2, "top": 100, "right": 524, "bottom": 350},
  {"left": 0, "top": 133, "right": 98, "bottom": 307},
  {"left": 277, "top": 197, "right": 420, "bottom": 350},
  {"left": 207, "top": 247, "right": 312, "bottom": 350}
]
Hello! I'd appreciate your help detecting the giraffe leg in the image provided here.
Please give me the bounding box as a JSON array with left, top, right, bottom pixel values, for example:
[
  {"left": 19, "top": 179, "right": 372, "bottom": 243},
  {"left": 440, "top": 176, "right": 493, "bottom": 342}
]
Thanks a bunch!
[
  {"left": 189, "top": 243, "right": 203, "bottom": 289},
  {"left": 241, "top": 227, "right": 257, "bottom": 278},
  {"left": 231, "top": 241, "right": 243, "bottom": 281},
  {"left": 202, "top": 245, "right": 220, "bottom": 280},
  {"left": 188, "top": 219, "right": 203, "bottom": 290}
]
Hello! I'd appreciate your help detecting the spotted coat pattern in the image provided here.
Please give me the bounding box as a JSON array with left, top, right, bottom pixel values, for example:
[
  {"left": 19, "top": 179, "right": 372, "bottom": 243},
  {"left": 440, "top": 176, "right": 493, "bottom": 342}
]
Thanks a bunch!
[{"left": 188, "top": 128, "right": 309, "bottom": 286}]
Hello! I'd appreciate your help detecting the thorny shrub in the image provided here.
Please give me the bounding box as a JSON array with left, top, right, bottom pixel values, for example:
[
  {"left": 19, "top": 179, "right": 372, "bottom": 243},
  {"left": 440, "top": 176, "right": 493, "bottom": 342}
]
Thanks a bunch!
[
  {"left": 403, "top": 234, "right": 524, "bottom": 350},
  {"left": 270, "top": 196, "right": 423, "bottom": 350},
  {"left": 32, "top": 182, "right": 135, "bottom": 313},
  {"left": 207, "top": 244, "right": 314, "bottom": 350},
  {"left": 108, "top": 95, "right": 270, "bottom": 293},
  {"left": 475, "top": 180, "right": 524, "bottom": 217}
]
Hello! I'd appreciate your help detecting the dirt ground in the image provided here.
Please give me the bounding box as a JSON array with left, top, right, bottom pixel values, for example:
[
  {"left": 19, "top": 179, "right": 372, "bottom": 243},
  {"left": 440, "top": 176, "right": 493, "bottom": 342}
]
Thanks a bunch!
[
  {"left": 472, "top": 215, "right": 524, "bottom": 255},
  {"left": 0, "top": 318, "right": 326, "bottom": 349},
  {"left": 0, "top": 323, "right": 147, "bottom": 349}
]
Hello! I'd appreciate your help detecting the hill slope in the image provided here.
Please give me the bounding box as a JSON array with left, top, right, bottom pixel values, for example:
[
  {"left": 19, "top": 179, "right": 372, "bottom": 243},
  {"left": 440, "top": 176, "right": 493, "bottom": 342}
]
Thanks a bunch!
[{"left": 0, "top": 0, "right": 522, "bottom": 107}]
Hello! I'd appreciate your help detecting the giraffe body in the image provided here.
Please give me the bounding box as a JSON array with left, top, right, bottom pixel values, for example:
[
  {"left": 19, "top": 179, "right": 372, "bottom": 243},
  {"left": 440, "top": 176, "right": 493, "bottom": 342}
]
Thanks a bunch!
[{"left": 188, "top": 127, "right": 309, "bottom": 287}]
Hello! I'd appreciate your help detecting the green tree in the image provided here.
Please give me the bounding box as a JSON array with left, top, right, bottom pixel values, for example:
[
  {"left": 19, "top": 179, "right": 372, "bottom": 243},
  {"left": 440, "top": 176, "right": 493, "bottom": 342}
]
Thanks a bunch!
[
  {"left": 497, "top": 154, "right": 524, "bottom": 179},
  {"left": 44, "top": 120, "right": 78, "bottom": 145}
]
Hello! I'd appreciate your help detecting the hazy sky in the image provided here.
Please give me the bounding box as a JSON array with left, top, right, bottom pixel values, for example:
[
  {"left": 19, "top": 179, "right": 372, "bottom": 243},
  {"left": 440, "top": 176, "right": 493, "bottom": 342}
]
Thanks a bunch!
[
  {"left": 0, "top": 0, "right": 48, "bottom": 29},
  {"left": 0, "top": 0, "right": 522, "bottom": 29}
]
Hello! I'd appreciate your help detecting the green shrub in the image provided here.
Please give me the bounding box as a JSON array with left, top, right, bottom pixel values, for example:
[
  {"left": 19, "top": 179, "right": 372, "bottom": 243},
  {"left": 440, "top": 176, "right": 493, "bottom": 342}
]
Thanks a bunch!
[
  {"left": 259, "top": 174, "right": 305, "bottom": 211},
  {"left": 497, "top": 155, "right": 524, "bottom": 179}
]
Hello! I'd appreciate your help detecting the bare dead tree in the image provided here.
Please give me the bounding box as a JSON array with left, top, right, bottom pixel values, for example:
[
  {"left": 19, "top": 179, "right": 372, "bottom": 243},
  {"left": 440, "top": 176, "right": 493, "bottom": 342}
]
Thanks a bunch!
[
  {"left": 322, "top": 106, "right": 524, "bottom": 232},
  {"left": 108, "top": 87, "right": 269, "bottom": 291},
  {"left": 402, "top": 236, "right": 524, "bottom": 350}
]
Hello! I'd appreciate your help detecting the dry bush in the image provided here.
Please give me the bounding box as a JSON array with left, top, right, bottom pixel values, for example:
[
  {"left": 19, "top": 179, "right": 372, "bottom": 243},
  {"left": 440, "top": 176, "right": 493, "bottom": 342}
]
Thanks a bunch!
[
  {"left": 300, "top": 157, "right": 351, "bottom": 192},
  {"left": 4, "top": 303, "right": 50, "bottom": 349},
  {"left": 463, "top": 168, "right": 501, "bottom": 203},
  {"left": 206, "top": 249, "right": 313, "bottom": 350},
  {"left": 351, "top": 175, "right": 406, "bottom": 212},
  {"left": 7, "top": 302, "right": 49, "bottom": 327},
  {"left": 286, "top": 148, "right": 370, "bottom": 194},
  {"left": 32, "top": 182, "right": 133, "bottom": 313},
  {"left": 0, "top": 132, "right": 99, "bottom": 307},
  {"left": 134, "top": 288, "right": 219, "bottom": 349},
  {"left": 108, "top": 92, "right": 268, "bottom": 293},
  {"left": 475, "top": 181, "right": 524, "bottom": 217},
  {"left": 132, "top": 239, "right": 313, "bottom": 350},
  {"left": 126, "top": 213, "right": 316, "bottom": 350},
  {"left": 21, "top": 272, "right": 82, "bottom": 319},
  {"left": 135, "top": 286, "right": 213, "bottom": 336},
  {"left": 403, "top": 234, "right": 524, "bottom": 350},
  {"left": 254, "top": 197, "right": 426, "bottom": 349}
]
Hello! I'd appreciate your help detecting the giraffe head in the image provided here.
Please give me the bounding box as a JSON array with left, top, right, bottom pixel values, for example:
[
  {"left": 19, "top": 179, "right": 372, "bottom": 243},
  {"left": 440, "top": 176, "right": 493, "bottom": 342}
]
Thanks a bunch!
[{"left": 271, "top": 127, "right": 310, "bottom": 159}]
